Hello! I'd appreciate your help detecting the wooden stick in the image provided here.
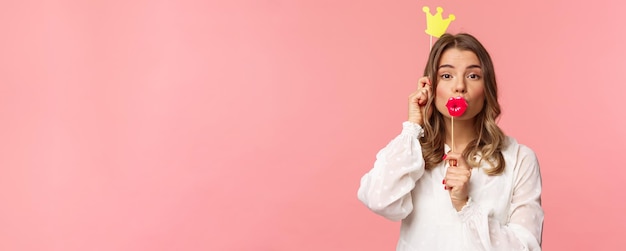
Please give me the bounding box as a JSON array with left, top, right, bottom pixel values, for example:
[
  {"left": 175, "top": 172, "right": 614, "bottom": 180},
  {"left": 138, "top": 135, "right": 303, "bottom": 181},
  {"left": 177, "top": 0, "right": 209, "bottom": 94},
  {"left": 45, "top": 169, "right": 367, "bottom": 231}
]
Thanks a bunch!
[
  {"left": 429, "top": 35, "right": 433, "bottom": 50},
  {"left": 451, "top": 117, "right": 454, "bottom": 152},
  {"left": 450, "top": 117, "right": 457, "bottom": 166}
]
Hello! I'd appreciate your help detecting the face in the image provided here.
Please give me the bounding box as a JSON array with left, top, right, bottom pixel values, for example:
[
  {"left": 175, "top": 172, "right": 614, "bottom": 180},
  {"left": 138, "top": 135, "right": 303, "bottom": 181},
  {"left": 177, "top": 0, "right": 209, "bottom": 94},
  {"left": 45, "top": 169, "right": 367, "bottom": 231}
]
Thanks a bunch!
[{"left": 434, "top": 48, "right": 485, "bottom": 121}]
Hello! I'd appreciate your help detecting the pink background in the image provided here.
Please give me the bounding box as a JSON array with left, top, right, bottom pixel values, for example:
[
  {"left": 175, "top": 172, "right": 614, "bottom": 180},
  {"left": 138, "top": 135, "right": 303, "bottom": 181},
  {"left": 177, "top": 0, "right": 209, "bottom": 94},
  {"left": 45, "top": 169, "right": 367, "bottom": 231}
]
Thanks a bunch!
[{"left": 1, "top": 0, "right": 624, "bottom": 250}]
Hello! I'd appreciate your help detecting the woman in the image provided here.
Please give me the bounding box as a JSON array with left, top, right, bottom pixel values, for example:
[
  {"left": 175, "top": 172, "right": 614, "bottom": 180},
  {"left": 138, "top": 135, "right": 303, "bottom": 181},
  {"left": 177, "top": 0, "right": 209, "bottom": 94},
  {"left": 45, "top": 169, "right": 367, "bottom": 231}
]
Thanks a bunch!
[{"left": 357, "top": 33, "right": 544, "bottom": 250}]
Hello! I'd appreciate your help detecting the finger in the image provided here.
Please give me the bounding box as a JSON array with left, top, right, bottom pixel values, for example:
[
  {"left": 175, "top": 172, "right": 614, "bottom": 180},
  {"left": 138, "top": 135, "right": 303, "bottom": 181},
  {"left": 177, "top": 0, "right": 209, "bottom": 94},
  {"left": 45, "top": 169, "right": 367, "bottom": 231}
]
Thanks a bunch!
[
  {"left": 415, "top": 77, "right": 432, "bottom": 104},
  {"left": 444, "top": 153, "right": 471, "bottom": 170},
  {"left": 447, "top": 165, "right": 471, "bottom": 173},
  {"left": 443, "top": 155, "right": 458, "bottom": 167},
  {"left": 421, "top": 86, "right": 432, "bottom": 103},
  {"left": 445, "top": 173, "right": 471, "bottom": 188},
  {"left": 445, "top": 172, "right": 471, "bottom": 183},
  {"left": 446, "top": 162, "right": 471, "bottom": 174},
  {"left": 409, "top": 90, "right": 421, "bottom": 104},
  {"left": 443, "top": 175, "right": 468, "bottom": 188},
  {"left": 449, "top": 158, "right": 472, "bottom": 172},
  {"left": 444, "top": 175, "right": 469, "bottom": 187},
  {"left": 444, "top": 179, "right": 463, "bottom": 191},
  {"left": 424, "top": 87, "right": 432, "bottom": 102},
  {"left": 417, "top": 89, "right": 428, "bottom": 106},
  {"left": 417, "top": 76, "right": 431, "bottom": 89},
  {"left": 448, "top": 159, "right": 457, "bottom": 166}
]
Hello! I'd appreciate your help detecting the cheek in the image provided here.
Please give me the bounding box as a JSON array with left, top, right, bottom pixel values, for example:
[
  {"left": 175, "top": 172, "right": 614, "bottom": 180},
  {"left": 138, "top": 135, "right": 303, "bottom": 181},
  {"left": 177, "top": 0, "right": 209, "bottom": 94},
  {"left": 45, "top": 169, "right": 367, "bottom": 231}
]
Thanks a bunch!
[
  {"left": 471, "top": 91, "right": 486, "bottom": 112},
  {"left": 435, "top": 86, "right": 449, "bottom": 104},
  {"left": 434, "top": 89, "right": 448, "bottom": 114},
  {"left": 435, "top": 86, "right": 446, "bottom": 98}
]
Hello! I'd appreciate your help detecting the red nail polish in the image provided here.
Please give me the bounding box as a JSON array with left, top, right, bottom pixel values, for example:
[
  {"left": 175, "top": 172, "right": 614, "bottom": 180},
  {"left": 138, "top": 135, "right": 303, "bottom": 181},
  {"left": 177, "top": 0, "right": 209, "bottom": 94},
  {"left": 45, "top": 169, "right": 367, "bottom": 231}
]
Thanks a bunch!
[
  {"left": 442, "top": 154, "right": 447, "bottom": 160},
  {"left": 442, "top": 179, "right": 446, "bottom": 184}
]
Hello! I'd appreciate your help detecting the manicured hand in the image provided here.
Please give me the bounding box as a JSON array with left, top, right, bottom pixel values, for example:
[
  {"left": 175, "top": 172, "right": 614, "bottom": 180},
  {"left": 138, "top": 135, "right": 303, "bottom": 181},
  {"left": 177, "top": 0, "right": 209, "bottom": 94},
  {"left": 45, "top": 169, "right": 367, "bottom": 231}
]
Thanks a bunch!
[
  {"left": 443, "top": 152, "right": 471, "bottom": 211},
  {"left": 408, "top": 76, "right": 433, "bottom": 126}
]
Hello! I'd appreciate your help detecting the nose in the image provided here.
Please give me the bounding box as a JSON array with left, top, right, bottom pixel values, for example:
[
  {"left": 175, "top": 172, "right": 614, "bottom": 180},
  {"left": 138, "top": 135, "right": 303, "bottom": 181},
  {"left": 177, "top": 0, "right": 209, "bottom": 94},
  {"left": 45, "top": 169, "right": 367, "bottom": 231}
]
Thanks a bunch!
[{"left": 453, "top": 78, "right": 467, "bottom": 94}]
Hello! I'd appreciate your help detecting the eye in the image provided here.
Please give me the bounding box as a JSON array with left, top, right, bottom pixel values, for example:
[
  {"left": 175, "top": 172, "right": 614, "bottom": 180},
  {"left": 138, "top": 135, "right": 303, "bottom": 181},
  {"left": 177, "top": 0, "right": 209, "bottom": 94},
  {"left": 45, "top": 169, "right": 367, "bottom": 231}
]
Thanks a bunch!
[
  {"left": 467, "top": 73, "right": 481, "bottom": 80},
  {"left": 441, "top": 73, "right": 452, "bottom": 79}
]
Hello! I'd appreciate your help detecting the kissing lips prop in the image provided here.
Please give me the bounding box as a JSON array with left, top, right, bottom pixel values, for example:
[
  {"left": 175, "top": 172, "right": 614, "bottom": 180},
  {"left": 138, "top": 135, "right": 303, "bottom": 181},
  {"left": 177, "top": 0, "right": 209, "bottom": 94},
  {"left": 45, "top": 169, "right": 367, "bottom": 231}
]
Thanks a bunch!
[
  {"left": 445, "top": 96, "right": 468, "bottom": 161},
  {"left": 445, "top": 96, "right": 468, "bottom": 117}
]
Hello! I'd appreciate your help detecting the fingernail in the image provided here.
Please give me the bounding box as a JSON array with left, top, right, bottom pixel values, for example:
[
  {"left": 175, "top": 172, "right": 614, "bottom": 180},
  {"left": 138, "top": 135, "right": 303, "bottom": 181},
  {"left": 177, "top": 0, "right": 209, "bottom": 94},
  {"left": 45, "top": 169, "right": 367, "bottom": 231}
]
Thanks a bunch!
[
  {"left": 442, "top": 179, "right": 446, "bottom": 184},
  {"left": 442, "top": 154, "right": 447, "bottom": 160}
]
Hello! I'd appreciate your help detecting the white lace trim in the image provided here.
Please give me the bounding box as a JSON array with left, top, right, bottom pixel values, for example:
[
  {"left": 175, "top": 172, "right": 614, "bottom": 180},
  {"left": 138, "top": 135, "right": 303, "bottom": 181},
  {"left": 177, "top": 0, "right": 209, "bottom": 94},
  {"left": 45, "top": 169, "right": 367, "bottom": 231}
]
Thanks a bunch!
[
  {"left": 457, "top": 197, "right": 479, "bottom": 221},
  {"left": 401, "top": 121, "right": 424, "bottom": 138}
]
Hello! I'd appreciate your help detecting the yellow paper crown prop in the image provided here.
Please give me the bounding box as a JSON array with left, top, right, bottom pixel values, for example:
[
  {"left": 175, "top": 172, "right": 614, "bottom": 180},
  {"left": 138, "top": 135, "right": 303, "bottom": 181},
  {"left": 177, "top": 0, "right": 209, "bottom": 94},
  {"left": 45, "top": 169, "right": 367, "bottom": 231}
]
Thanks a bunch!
[{"left": 423, "top": 6, "right": 455, "bottom": 38}]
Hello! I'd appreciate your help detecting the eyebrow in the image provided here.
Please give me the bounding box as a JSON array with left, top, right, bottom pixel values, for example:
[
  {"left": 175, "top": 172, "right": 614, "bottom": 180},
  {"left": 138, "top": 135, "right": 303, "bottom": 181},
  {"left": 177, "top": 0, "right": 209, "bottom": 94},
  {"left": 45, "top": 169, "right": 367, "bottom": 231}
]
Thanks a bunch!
[{"left": 438, "top": 64, "right": 482, "bottom": 70}]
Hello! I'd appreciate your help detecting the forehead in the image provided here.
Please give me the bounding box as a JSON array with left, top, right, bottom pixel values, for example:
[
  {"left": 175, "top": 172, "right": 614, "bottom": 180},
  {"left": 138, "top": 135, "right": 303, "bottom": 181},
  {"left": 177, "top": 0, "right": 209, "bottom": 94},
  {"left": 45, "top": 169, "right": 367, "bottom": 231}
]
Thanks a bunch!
[{"left": 438, "top": 48, "right": 480, "bottom": 67}]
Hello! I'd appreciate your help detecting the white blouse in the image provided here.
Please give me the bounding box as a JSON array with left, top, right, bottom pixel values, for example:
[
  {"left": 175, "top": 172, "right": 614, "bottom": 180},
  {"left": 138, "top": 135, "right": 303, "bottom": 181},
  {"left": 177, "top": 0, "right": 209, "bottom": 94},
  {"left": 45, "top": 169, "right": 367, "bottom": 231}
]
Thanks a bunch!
[{"left": 357, "top": 122, "right": 544, "bottom": 251}]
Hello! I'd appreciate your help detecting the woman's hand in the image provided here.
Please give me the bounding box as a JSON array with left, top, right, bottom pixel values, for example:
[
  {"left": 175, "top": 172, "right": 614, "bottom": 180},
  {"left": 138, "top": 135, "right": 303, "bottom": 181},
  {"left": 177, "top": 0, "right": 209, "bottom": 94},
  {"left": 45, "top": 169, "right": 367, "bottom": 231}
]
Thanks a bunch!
[
  {"left": 443, "top": 152, "right": 472, "bottom": 211},
  {"left": 408, "top": 77, "right": 433, "bottom": 126}
]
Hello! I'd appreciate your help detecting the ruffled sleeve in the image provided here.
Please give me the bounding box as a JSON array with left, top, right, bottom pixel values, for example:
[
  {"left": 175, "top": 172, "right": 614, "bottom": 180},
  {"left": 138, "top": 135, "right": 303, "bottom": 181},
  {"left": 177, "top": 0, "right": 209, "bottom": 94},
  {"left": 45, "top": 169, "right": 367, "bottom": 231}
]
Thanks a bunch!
[{"left": 357, "top": 122, "right": 426, "bottom": 221}]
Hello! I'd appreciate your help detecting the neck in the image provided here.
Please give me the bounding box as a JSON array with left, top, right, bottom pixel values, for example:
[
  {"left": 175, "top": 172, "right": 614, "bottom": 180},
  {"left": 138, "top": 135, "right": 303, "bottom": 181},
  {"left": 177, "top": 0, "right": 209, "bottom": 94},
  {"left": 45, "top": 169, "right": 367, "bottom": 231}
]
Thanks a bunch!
[{"left": 445, "top": 117, "right": 477, "bottom": 153}]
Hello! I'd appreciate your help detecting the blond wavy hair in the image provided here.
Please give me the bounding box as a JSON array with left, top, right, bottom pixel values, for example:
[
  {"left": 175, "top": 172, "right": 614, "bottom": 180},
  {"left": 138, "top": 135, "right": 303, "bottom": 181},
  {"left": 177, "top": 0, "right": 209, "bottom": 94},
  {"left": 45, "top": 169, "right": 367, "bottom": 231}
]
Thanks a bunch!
[{"left": 420, "top": 33, "right": 506, "bottom": 175}]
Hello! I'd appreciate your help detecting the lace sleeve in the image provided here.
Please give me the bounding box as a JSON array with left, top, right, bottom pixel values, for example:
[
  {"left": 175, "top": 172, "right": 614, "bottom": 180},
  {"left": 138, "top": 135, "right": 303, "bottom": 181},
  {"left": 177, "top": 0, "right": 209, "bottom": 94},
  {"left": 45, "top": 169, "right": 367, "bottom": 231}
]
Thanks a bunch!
[{"left": 357, "top": 122, "right": 426, "bottom": 221}]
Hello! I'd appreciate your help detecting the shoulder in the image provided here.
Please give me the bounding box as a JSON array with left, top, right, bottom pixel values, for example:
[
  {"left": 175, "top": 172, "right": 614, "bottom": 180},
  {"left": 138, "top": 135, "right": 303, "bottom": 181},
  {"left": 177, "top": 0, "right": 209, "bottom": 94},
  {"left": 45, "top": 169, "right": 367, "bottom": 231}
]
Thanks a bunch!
[
  {"left": 502, "top": 136, "right": 537, "bottom": 158},
  {"left": 502, "top": 136, "right": 540, "bottom": 172}
]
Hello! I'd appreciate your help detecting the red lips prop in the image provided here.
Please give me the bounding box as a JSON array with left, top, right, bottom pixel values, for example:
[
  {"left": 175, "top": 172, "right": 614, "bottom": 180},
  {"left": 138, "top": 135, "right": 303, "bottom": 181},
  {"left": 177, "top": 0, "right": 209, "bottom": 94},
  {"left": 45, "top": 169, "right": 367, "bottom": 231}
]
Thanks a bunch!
[
  {"left": 445, "top": 96, "right": 468, "bottom": 117},
  {"left": 445, "top": 96, "right": 468, "bottom": 161}
]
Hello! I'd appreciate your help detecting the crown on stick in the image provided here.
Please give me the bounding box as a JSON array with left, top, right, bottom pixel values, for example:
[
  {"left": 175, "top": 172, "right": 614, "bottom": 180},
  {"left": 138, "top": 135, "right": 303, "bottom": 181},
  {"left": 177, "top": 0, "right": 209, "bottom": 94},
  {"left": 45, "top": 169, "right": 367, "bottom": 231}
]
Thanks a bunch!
[{"left": 422, "top": 6, "right": 455, "bottom": 38}]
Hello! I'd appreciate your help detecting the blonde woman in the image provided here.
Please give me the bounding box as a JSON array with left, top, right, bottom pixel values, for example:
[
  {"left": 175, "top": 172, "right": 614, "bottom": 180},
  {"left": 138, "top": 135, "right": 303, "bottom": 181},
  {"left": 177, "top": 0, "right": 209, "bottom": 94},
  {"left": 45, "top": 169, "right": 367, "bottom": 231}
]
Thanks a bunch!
[{"left": 358, "top": 33, "right": 544, "bottom": 250}]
